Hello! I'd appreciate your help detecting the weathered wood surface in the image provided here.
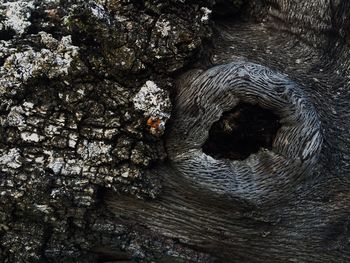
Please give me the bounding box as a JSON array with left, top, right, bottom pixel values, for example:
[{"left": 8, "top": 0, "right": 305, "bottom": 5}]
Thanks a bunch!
[{"left": 1, "top": 0, "right": 350, "bottom": 262}]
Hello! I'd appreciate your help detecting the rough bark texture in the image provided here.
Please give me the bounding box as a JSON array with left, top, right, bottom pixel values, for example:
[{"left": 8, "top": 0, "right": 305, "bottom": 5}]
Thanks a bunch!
[{"left": 1, "top": 0, "right": 350, "bottom": 262}]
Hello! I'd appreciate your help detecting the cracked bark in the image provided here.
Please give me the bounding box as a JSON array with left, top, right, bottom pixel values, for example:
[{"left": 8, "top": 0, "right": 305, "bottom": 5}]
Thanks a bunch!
[{"left": 1, "top": 0, "right": 350, "bottom": 262}]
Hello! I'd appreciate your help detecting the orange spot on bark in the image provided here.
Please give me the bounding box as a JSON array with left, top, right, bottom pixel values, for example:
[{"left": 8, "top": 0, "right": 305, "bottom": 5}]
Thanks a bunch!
[{"left": 147, "top": 117, "right": 161, "bottom": 129}]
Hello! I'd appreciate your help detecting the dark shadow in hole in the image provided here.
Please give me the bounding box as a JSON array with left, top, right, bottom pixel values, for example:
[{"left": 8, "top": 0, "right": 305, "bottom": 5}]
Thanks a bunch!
[
  {"left": 212, "top": 0, "right": 244, "bottom": 19},
  {"left": 0, "top": 28, "right": 16, "bottom": 41},
  {"left": 202, "top": 103, "right": 281, "bottom": 161},
  {"left": 91, "top": 247, "right": 135, "bottom": 263}
]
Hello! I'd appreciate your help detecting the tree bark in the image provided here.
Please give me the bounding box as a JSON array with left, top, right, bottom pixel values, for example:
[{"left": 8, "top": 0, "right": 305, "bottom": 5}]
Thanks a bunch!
[{"left": 1, "top": 0, "right": 350, "bottom": 262}]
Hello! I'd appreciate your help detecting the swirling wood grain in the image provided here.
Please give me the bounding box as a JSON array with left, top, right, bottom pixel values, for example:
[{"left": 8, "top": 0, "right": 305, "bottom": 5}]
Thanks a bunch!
[{"left": 167, "top": 61, "right": 322, "bottom": 205}]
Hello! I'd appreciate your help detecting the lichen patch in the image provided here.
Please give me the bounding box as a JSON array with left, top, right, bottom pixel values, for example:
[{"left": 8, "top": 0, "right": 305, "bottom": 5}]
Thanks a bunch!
[
  {"left": 1, "top": 0, "right": 35, "bottom": 35},
  {"left": 133, "top": 81, "right": 171, "bottom": 136},
  {"left": 0, "top": 32, "right": 80, "bottom": 94},
  {"left": 200, "top": 7, "right": 212, "bottom": 23},
  {"left": 0, "top": 148, "right": 22, "bottom": 169},
  {"left": 156, "top": 19, "right": 171, "bottom": 37}
]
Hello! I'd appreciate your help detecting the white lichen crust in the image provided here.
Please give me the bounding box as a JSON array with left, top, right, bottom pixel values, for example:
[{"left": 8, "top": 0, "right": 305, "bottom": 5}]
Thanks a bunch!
[
  {"left": 1, "top": 0, "right": 35, "bottom": 35},
  {"left": 133, "top": 80, "right": 171, "bottom": 136},
  {"left": 0, "top": 32, "right": 79, "bottom": 94},
  {"left": 200, "top": 7, "right": 212, "bottom": 23}
]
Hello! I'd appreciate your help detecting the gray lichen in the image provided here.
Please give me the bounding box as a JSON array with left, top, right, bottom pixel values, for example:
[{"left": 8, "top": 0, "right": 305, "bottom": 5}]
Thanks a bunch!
[
  {"left": 0, "top": 0, "right": 35, "bottom": 35},
  {"left": 0, "top": 31, "right": 80, "bottom": 94},
  {"left": 133, "top": 80, "right": 171, "bottom": 136}
]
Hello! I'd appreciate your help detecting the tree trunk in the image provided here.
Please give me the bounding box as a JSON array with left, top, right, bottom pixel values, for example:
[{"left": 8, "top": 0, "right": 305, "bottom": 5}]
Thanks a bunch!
[{"left": 1, "top": 0, "right": 350, "bottom": 262}]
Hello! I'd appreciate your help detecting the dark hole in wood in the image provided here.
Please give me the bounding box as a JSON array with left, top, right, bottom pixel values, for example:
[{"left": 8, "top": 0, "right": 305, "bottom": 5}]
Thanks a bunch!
[
  {"left": 202, "top": 102, "right": 281, "bottom": 160},
  {"left": 92, "top": 247, "right": 135, "bottom": 263},
  {"left": 0, "top": 29, "right": 16, "bottom": 41}
]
